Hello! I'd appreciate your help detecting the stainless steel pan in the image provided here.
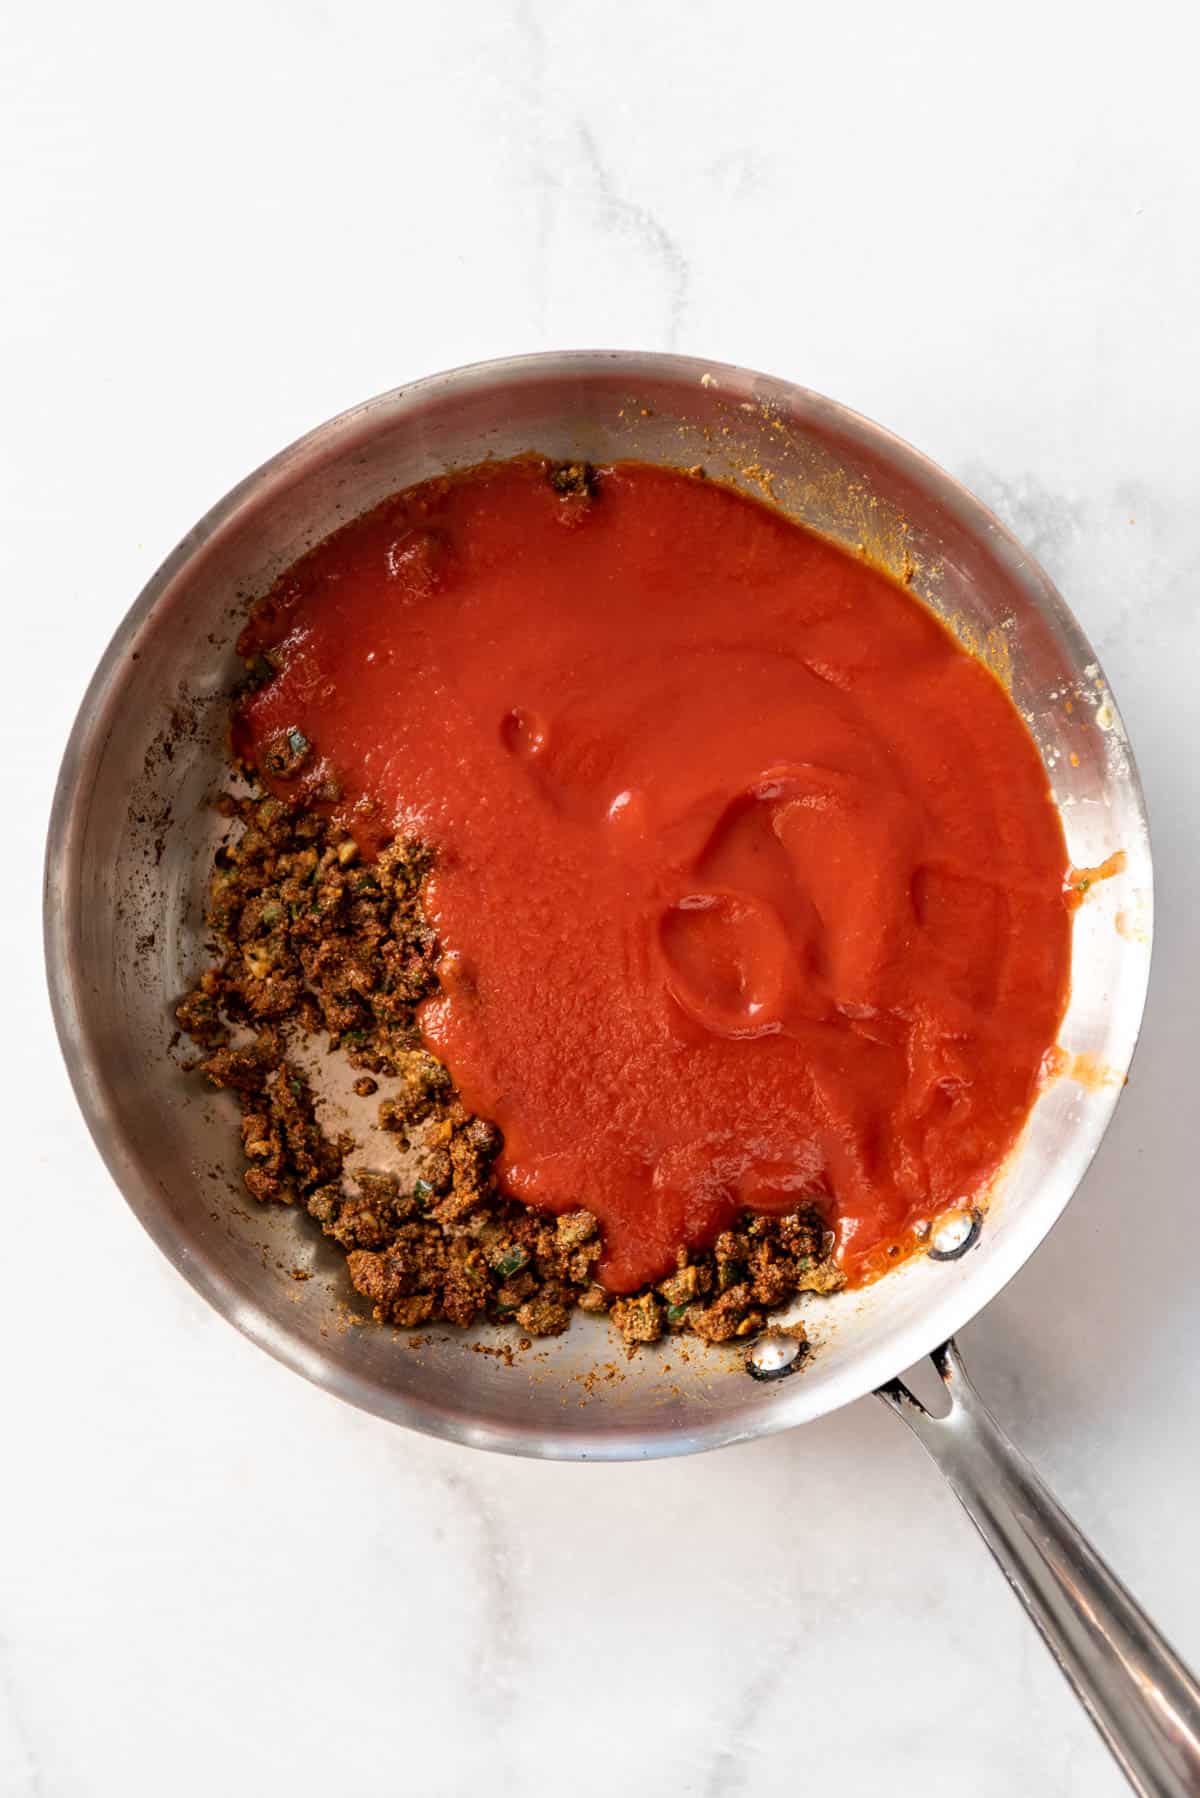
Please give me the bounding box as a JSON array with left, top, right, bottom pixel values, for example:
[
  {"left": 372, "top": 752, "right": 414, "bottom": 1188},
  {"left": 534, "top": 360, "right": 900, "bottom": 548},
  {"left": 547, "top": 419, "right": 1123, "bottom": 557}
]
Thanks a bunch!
[{"left": 44, "top": 353, "right": 1199, "bottom": 1792}]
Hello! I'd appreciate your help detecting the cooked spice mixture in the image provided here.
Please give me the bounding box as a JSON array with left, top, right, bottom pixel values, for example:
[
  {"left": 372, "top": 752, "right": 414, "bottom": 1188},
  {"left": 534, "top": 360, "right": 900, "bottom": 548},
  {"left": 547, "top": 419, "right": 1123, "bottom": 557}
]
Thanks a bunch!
[{"left": 179, "top": 455, "right": 1071, "bottom": 1353}]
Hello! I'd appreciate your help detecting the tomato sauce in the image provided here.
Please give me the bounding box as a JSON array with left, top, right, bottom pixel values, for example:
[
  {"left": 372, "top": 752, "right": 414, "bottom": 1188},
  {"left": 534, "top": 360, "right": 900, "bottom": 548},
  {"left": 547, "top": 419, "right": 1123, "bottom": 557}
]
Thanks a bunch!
[{"left": 238, "top": 459, "right": 1071, "bottom": 1293}]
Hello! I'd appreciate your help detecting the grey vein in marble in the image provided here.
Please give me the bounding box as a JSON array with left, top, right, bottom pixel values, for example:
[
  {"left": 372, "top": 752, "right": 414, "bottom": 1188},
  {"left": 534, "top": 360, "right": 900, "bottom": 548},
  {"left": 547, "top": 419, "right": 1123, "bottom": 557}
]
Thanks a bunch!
[
  {"left": 438, "top": 1469, "right": 523, "bottom": 1726},
  {"left": 0, "top": 1641, "right": 43, "bottom": 1798},
  {"left": 701, "top": 1637, "right": 797, "bottom": 1798},
  {"left": 575, "top": 120, "right": 690, "bottom": 349}
]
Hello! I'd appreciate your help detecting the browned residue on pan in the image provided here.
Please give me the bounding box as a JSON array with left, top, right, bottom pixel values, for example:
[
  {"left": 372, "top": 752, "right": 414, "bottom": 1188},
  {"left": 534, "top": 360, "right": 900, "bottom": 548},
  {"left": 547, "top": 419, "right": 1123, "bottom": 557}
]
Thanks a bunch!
[
  {"left": 943, "top": 616, "right": 1015, "bottom": 692},
  {"left": 1065, "top": 849, "right": 1127, "bottom": 910},
  {"left": 1044, "top": 1045, "right": 1126, "bottom": 1092},
  {"left": 1115, "top": 907, "right": 1149, "bottom": 943}
]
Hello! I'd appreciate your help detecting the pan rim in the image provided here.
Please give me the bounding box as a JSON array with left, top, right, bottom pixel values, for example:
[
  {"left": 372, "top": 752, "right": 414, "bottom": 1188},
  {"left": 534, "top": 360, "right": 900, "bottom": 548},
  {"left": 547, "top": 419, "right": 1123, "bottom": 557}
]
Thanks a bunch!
[{"left": 43, "top": 349, "right": 1155, "bottom": 1459}]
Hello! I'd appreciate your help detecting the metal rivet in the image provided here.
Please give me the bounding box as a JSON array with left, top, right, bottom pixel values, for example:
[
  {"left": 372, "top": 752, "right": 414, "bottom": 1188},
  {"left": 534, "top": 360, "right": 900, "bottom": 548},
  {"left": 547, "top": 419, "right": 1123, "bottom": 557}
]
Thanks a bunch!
[
  {"left": 746, "top": 1333, "right": 804, "bottom": 1381},
  {"left": 928, "top": 1206, "right": 983, "bottom": 1261}
]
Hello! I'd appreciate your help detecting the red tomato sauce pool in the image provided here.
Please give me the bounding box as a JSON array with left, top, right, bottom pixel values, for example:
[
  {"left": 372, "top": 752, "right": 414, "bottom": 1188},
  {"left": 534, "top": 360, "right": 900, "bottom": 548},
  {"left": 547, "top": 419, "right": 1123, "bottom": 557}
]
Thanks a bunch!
[{"left": 237, "top": 458, "right": 1071, "bottom": 1293}]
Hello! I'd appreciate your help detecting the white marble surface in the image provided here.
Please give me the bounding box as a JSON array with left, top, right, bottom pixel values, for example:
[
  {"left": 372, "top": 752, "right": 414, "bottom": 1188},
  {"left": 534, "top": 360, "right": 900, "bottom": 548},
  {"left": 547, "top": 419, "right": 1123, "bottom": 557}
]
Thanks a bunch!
[{"left": 4, "top": 2, "right": 1199, "bottom": 1792}]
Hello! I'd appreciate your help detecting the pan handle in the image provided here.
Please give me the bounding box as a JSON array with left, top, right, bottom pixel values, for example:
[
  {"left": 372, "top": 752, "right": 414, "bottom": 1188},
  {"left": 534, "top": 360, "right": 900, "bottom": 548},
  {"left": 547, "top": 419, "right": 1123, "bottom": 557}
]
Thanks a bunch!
[{"left": 877, "top": 1339, "right": 1200, "bottom": 1796}]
